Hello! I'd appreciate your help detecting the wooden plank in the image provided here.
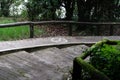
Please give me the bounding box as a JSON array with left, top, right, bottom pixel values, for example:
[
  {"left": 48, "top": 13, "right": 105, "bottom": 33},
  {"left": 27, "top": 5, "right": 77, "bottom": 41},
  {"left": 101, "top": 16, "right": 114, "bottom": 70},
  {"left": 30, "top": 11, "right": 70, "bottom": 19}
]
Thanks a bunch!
[
  {"left": 31, "top": 47, "right": 72, "bottom": 68},
  {"left": 32, "top": 21, "right": 120, "bottom": 25},
  {"left": 0, "top": 51, "right": 64, "bottom": 80},
  {"left": 12, "top": 51, "right": 64, "bottom": 80},
  {"left": 0, "top": 21, "right": 120, "bottom": 28},
  {"left": 0, "top": 21, "right": 30, "bottom": 28},
  {"left": 0, "top": 54, "right": 29, "bottom": 80},
  {"left": 0, "top": 69, "right": 18, "bottom": 80},
  {"left": 4, "top": 54, "right": 46, "bottom": 80},
  {"left": 0, "top": 36, "right": 120, "bottom": 52},
  {"left": 61, "top": 45, "right": 89, "bottom": 58},
  {"left": 0, "top": 51, "right": 38, "bottom": 79}
]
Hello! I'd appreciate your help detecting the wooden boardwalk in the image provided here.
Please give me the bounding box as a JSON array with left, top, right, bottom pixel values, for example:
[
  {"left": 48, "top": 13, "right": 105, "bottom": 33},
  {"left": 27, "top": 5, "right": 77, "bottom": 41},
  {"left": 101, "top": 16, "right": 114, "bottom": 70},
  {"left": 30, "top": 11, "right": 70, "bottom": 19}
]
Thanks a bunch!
[
  {"left": 0, "top": 36, "right": 119, "bottom": 80},
  {"left": 0, "top": 45, "right": 88, "bottom": 80},
  {"left": 0, "top": 36, "right": 120, "bottom": 52}
]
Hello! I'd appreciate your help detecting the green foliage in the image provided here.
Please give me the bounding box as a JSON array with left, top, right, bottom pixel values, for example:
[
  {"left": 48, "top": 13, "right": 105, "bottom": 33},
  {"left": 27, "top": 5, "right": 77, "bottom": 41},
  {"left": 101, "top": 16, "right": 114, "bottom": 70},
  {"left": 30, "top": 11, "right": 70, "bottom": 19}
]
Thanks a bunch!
[
  {"left": 0, "top": 0, "right": 119, "bottom": 22},
  {"left": 0, "top": 17, "right": 29, "bottom": 41},
  {"left": 0, "top": 17, "right": 45, "bottom": 41},
  {"left": 0, "top": 0, "right": 13, "bottom": 17},
  {"left": 90, "top": 41, "right": 120, "bottom": 80},
  {"left": 0, "top": 26, "right": 29, "bottom": 41},
  {"left": 25, "top": 0, "right": 41, "bottom": 20},
  {"left": 76, "top": 0, "right": 120, "bottom": 22},
  {"left": 10, "top": 0, "right": 24, "bottom": 20},
  {"left": 20, "top": 9, "right": 28, "bottom": 20},
  {"left": 25, "top": 0, "right": 61, "bottom": 21}
]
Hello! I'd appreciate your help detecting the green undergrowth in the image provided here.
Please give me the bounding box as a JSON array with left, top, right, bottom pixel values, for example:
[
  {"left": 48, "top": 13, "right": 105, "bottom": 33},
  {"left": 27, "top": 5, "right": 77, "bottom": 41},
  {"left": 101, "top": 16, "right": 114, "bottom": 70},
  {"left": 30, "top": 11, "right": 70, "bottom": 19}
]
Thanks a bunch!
[
  {"left": 89, "top": 40, "right": 120, "bottom": 80},
  {"left": 0, "top": 17, "right": 15, "bottom": 24},
  {"left": 0, "top": 27, "right": 29, "bottom": 41},
  {"left": 0, "top": 17, "right": 29, "bottom": 41},
  {"left": 0, "top": 17, "right": 44, "bottom": 41}
]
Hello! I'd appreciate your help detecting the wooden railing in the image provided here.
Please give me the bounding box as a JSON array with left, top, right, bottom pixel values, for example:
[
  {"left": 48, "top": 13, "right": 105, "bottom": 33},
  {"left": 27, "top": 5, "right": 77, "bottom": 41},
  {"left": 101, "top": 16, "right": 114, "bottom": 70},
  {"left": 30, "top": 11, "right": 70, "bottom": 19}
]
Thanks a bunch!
[{"left": 0, "top": 21, "right": 120, "bottom": 38}]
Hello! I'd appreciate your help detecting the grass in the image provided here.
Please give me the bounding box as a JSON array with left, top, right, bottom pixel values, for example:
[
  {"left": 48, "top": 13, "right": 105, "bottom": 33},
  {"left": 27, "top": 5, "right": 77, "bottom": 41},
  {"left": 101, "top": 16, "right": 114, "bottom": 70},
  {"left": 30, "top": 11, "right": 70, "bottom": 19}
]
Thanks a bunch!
[{"left": 0, "top": 17, "right": 44, "bottom": 41}]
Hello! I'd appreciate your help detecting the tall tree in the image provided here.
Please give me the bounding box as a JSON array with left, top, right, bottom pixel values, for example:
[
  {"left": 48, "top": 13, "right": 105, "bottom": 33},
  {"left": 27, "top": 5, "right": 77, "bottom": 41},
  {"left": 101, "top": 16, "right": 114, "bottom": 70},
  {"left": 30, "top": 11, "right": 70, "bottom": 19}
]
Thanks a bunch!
[
  {"left": 25, "top": 0, "right": 120, "bottom": 21},
  {"left": 76, "top": 0, "right": 120, "bottom": 22},
  {"left": 0, "top": 0, "right": 13, "bottom": 17},
  {"left": 63, "top": 0, "right": 75, "bottom": 20},
  {"left": 25, "top": 0, "right": 61, "bottom": 21}
]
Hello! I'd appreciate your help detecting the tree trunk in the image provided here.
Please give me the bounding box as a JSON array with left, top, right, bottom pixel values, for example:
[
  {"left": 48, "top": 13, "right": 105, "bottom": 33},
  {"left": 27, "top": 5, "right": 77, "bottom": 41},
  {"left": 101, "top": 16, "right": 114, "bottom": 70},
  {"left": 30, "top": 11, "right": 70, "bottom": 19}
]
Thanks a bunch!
[
  {"left": 77, "top": 0, "right": 86, "bottom": 21},
  {"left": 65, "top": 0, "right": 75, "bottom": 20}
]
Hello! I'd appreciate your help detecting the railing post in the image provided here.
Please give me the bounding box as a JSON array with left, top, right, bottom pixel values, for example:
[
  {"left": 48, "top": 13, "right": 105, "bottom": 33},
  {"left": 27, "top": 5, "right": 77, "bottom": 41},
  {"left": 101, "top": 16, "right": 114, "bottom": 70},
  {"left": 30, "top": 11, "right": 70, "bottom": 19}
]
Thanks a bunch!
[
  {"left": 110, "top": 25, "right": 113, "bottom": 36},
  {"left": 72, "top": 58, "right": 82, "bottom": 80},
  {"left": 97, "top": 25, "right": 100, "bottom": 36},
  {"left": 68, "top": 25, "right": 72, "bottom": 36},
  {"left": 29, "top": 23, "right": 34, "bottom": 38}
]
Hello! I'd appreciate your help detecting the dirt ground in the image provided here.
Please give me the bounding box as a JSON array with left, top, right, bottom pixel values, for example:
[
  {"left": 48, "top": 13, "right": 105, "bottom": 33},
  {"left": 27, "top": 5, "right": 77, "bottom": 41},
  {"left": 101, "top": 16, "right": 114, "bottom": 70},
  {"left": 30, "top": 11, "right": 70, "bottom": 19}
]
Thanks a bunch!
[{"left": 34, "top": 24, "right": 120, "bottom": 37}]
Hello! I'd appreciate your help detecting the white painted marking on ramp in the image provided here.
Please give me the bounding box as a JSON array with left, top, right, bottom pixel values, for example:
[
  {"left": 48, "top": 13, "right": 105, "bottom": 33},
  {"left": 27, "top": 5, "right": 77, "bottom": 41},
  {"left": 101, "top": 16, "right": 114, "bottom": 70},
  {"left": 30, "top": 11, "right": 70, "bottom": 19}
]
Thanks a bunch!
[{"left": 51, "top": 37, "right": 68, "bottom": 43}]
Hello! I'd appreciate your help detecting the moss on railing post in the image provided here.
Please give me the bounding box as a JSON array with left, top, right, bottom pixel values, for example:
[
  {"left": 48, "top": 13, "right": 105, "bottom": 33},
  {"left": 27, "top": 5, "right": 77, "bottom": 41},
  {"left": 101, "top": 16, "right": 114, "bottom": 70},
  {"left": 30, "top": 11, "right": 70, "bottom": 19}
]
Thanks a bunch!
[
  {"left": 72, "top": 58, "right": 82, "bottom": 80},
  {"left": 72, "top": 57, "right": 110, "bottom": 80},
  {"left": 72, "top": 39, "right": 117, "bottom": 80}
]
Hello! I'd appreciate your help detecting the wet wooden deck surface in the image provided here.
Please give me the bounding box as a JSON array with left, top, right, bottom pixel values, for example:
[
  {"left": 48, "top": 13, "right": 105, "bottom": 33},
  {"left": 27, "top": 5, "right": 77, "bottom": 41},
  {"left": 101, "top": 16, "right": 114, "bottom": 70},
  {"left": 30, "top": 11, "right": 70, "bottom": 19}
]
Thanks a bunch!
[
  {"left": 0, "top": 36, "right": 120, "bottom": 80},
  {"left": 0, "top": 36, "right": 120, "bottom": 52},
  {"left": 0, "top": 45, "right": 88, "bottom": 80},
  {"left": 0, "top": 51, "right": 64, "bottom": 80}
]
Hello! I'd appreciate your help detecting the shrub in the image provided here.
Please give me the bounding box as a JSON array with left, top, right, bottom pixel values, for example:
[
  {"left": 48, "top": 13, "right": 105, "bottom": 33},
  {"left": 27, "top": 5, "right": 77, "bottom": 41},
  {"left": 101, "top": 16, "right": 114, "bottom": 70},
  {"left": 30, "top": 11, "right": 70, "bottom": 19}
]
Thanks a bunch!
[{"left": 90, "top": 41, "right": 120, "bottom": 80}]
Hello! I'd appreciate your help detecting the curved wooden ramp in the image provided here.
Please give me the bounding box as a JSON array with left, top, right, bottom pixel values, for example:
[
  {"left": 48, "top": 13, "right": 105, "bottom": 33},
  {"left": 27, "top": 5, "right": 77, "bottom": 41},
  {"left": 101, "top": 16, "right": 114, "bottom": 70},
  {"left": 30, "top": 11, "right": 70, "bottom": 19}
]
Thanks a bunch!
[
  {"left": 0, "top": 45, "right": 88, "bottom": 80},
  {"left": 0, "top": 36, "right": 120, "bottom": 80},
  {"left": 0, "top": 36, "right": 120, "bottom": 52}
]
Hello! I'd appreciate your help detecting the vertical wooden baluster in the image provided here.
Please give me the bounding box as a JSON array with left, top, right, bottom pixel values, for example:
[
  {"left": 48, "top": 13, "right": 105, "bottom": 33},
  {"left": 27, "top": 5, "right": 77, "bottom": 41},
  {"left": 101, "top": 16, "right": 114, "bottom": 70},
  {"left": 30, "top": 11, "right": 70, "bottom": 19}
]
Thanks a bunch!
[{"left": 30, "top": 23, "right": 34, "bottom": 38}]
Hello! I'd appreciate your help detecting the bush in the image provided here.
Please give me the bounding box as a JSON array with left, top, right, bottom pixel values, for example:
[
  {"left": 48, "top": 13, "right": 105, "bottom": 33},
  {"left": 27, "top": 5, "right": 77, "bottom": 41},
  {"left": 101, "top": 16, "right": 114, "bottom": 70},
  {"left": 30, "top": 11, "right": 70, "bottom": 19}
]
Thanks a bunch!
[{"left": 90, "top": 41, "right": 120, "bottom": 80}]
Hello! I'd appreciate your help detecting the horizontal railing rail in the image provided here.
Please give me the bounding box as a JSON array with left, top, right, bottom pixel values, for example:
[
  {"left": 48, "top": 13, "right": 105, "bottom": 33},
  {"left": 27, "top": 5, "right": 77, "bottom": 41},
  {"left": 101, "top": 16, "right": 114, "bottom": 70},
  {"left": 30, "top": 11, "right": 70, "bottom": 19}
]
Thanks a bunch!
[
  {"left": 0, "top": 21, "right": 120, "bottom": 38},
  {"left": 1, "top": 21, "right": 120, "bottom": 27}
]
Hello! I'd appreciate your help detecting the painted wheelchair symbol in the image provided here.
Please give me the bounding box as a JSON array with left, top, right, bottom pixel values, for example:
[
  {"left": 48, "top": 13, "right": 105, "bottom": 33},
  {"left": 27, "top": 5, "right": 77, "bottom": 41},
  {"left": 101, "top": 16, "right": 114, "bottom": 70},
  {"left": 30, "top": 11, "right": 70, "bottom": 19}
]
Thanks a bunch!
[{"left": 51, "top": 37, "right": 68, "bottom": 43}]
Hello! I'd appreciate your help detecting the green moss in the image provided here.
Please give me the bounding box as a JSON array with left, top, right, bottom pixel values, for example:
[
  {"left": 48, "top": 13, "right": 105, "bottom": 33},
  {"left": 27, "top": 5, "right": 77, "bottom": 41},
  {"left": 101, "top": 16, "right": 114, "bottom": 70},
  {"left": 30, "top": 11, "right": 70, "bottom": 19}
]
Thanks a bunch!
[
  {"left": 73, "top": 40, "right": 120, "bottom": 80},
  {"left": 90, "top": 40, "right": 120, "bottom": 80}
]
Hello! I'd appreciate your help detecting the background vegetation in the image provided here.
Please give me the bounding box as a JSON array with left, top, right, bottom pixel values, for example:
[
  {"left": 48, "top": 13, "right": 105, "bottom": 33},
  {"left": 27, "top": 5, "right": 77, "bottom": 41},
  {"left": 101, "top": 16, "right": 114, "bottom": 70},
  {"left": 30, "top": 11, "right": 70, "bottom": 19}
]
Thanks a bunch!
[
  {"left": 0, "top": 1, "right": 120, "bottom": 79},
  {"left": 0, "top": 0, "right": 119, "bottom": 21},
  {"left": 0, "top": 0, "right": 120, "bottom": 40}
]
